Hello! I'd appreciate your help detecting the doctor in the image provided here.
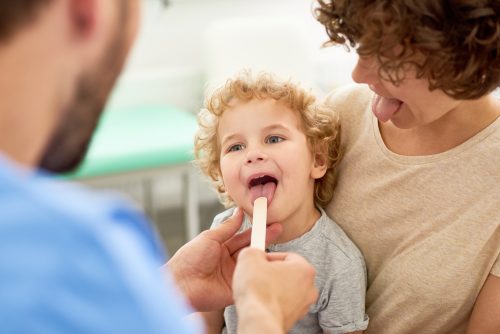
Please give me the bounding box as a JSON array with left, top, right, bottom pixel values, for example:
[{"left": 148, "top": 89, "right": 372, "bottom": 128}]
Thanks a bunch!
[{"left": 0, "top": 1, "right": 318, "bottom": 333}]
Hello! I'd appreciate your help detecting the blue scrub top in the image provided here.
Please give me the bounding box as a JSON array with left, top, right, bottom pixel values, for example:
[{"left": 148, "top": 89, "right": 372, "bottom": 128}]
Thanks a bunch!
[{"left": 0, "top": 155, "right": 201, "bottom": 333}]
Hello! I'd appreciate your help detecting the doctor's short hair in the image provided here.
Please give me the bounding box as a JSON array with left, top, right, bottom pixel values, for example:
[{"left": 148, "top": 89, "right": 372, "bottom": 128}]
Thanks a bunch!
[
  {"left": 194, "top": 71, "right": 341, "bottom": 208},
  {"left": 0, "top": 1, "right": 53, "bottom": 41}
]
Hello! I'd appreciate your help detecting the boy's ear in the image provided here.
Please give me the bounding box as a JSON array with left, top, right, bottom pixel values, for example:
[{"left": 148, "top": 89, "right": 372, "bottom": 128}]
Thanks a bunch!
[{"left": 311, "top": 147, "right": 328, "bottom": 180}]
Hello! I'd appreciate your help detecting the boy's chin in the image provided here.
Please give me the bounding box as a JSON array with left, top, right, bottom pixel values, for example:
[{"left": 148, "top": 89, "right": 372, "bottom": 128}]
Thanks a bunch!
[{"left": 245, "top": 206, "right": 277, "bottom": 222}]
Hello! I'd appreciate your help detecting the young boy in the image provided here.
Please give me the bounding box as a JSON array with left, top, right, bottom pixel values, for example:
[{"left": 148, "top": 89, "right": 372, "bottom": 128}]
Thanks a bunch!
[{"left": 194, "top": 71, "right": 368, "bottom": 334}]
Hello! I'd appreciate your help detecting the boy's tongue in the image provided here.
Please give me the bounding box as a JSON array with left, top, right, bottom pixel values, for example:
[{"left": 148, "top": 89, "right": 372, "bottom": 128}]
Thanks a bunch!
[
  {"left": 371, "top": 94, "right": 402, "bottom": 122},
  {"left": 250, "top": 182, "right": 276, "bottom": 206}
]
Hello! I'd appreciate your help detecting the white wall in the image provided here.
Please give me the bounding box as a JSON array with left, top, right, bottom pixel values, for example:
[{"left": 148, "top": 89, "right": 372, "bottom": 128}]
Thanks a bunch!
[
  {"left": 101, "top": 0, "right": 358, "bottom": 212},
  {"left": 106, "top": 0, "right": 358, "bottom": 114}
]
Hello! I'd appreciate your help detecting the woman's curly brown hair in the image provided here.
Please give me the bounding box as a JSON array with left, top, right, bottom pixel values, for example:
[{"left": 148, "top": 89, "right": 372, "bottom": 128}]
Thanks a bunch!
[
  {"left": 194, "top": 71, "right": 341, "bottom": 208},
  {"left": 314, "top": 0, "right": 500, "bottom": 99}
]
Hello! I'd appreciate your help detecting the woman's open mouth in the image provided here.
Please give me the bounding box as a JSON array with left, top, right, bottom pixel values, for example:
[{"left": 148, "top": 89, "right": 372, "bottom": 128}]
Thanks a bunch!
[{"left": 371, "top": 93, "right": 403, "bottom": 122}]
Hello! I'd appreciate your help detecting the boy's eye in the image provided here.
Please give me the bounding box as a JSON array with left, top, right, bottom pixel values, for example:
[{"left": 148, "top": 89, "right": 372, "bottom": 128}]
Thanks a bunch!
[
  {"left": 228, "top": 144, "right": 244, "bottom": 152},
  {"left": 266, "top": 135, "right": 284, "bottom": 144}
]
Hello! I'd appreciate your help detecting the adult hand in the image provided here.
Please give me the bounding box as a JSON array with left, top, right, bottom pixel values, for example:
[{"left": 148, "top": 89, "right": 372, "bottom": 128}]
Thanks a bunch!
[
  {"left": 165, "top": 208, "right": 283, "bottom": 312},
  {"left": 233, "top": 248, "right": 318, "bottom": 333}
]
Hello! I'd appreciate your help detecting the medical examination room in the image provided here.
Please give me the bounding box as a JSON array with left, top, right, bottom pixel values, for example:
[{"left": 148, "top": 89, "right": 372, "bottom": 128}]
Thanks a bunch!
[
  {"left": 83, "top": 0, "right": 356, "bottom": 252},
  {"left": 1, "top": 0, "right": 499, "bottom": 333}
]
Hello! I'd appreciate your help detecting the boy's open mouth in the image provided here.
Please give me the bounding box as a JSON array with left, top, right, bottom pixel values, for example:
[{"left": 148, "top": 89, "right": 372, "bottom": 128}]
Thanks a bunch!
[{"left": 248, "top": 175, "right": 277, "bottom": 206}]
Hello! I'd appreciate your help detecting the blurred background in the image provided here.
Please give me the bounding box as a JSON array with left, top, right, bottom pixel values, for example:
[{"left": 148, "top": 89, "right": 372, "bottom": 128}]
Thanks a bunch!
[{"left": 71, "top": 0, "right": 358, "bottom": 255}]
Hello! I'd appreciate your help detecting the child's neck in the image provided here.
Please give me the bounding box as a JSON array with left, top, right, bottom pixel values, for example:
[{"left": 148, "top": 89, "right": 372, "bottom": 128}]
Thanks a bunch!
[{"left": 269, "top": 200, "right": 321, "bottom": 244}]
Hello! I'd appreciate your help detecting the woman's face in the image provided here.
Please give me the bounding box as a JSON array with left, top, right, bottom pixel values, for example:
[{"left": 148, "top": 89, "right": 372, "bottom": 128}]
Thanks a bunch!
[{"left": 351, "top": 55, "right": 461, "bottom": 129}]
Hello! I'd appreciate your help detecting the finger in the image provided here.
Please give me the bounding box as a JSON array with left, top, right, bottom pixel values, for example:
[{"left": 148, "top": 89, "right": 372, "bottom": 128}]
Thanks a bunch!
[
  {"left": 299, "top": 288, "right": 319, "bottom": 320},
  {"left": 265, "top": 251, "right": 307, "bottom": 262},
  {"left": 206, "top": 208, "right": 244, "bottom": 243},
  {"left": 303, "top": 289, "right": 319, "bottom": 315},
  {"left": 265, "top": 252, "right": 288, "bottom": 262},
  {"left": 225, "top": 228, "right": 251, "bottom": 255},
  {"left": 311, "top": 287, "right": 319, "bottom": 304},
  {"left": 226, "top": 222, "right": 282, "bottom": 256},
  {"left": 237, "top": 247, "right": 267, "bottom": 263}
]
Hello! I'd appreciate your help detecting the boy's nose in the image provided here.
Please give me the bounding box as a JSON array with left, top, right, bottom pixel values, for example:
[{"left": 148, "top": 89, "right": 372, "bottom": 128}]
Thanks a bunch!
[
  {"left": 352, "top": 56, "right": 379, "bottom": 85},
  {"left": 245, "top": 149, "right": 267, "bottom": 164}
]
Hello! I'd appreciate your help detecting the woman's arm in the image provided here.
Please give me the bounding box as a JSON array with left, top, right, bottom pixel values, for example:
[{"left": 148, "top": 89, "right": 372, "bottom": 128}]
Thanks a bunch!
[{"left": 466, "top": 274, "right": 500, "bottom": 334}]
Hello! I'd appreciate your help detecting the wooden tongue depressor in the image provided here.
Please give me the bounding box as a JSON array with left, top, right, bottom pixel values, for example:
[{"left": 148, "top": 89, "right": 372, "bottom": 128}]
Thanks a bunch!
[{"left": 250, "top": 197, "right": 267, "bottom": 250}]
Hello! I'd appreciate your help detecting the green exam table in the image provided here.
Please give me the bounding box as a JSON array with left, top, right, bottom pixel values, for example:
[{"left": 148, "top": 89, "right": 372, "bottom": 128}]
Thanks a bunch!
[{"left": 66, "top": 105, "right": 200, "bottom": 241}]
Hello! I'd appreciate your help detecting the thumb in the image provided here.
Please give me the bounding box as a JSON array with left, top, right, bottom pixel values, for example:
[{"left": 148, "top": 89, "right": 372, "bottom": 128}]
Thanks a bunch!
[
  {"left": 208, "top": 208, "right": 244, "bottom": 243},
  {"left": 237, "top": 247, "right": 267, "bottom": 265}
]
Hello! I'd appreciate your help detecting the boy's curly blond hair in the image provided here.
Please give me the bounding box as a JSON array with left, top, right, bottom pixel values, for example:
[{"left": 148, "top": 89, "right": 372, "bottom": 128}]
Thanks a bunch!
[{"left": 194, "top": 71, "right": 341, "bottom": 208}]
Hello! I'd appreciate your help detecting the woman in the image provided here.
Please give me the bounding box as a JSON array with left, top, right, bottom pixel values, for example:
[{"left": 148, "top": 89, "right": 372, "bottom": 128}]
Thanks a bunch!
[{"left": 314, "top": 1, "right": 500, "bottom": 333}]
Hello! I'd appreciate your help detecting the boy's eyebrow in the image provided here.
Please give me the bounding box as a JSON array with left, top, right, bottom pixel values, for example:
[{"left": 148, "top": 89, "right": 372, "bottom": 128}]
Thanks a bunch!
[{"left": 262, "top": 124, "right": 293, "bottom": 133}]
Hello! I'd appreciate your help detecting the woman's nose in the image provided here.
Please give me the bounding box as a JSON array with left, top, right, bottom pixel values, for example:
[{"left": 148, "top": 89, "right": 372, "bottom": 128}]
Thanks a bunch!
[{"left": 351, "top": 56, "right": 379, "bottom": 85}]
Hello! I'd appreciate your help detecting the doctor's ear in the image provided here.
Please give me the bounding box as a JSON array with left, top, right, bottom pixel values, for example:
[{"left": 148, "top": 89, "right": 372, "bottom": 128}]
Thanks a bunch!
[{"left": 70, "top": 0, "right": 97, "bottom": 38}]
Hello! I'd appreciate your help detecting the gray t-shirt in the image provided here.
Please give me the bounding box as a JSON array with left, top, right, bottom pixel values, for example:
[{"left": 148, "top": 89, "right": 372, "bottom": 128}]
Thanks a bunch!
[{"left": 211, "top": 207, "right": 369, "bottom": 334}]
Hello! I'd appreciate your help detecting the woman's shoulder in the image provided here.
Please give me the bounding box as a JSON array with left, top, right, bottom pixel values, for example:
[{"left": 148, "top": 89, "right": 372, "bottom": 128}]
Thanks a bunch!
[
  {"left": 324, "top": 84, "right": 373, "bottom": 146},
  {"left": 324, "top": 84, "right": 372, "bottom": 116}
]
